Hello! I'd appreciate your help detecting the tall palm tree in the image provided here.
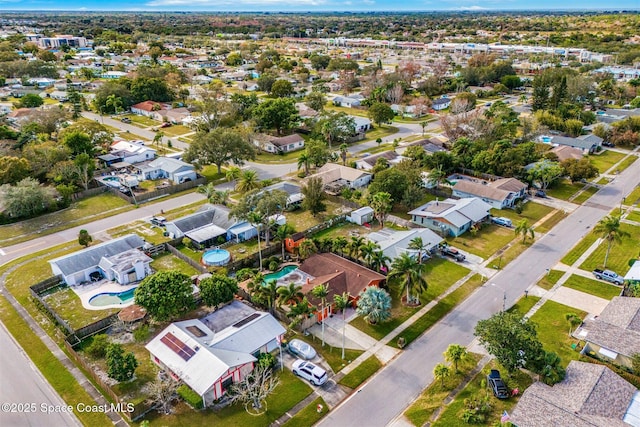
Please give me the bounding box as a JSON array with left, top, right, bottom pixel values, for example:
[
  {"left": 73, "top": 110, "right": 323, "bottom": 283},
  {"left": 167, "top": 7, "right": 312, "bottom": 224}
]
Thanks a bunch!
[
  {"left": 331, "top": 236, "right": 348, "bottom": 256},
  {"left": 274, "top": 223, "right": 295, "bottom": 260},
  {"left": 277, "top": 282, "right": 303, "bottom": 308},
  {"left": 370, "top": 192, "right": 393, "bottom": 229},
  {"left": 311, "top": 284, "right": 330, "bottom": 347},
  {"left": 594, "top": 215, "right": 629, "bottom": 268},
  {"left": 339, "top": 143, "right": 349, "bottom": 166},
  {"left": 225, "top": 166, "right": 241, "bottom": 182},
  {"left": 346, "top": 236, "right": 365, "bottom": 260},
  {"left": 370, "top": 250, "right": 391, "bottom": 272},
  {"left": 262, "top": 279, "right": 279, "bottom": 315},
  {"left": 236, "top": 169, "right": 260, "bottom": 193},
  {"left": 514, "top": 219, "right": 535, "bottom": 244},
  {"left": 333, "top": 292, "right": 351, "bottom": 360},
  {"left": 153, "top": 131, "right": 165, "bottom": 147},
  {"left": 427, "top": 165, "right": 451, "bottom": 189},
  {"left": 407, "top": 237, "right": 429, "bottom": 264},
  {"left": 297, "top": 152, "right": 310, "bottom": 176},
  {"left": 388, "top": 252, "right": 428, "bottom": 305},
  {"left": 359, "top": 241, "right": 380, "bottom": 268},
  {"left": 297, "top": 239, "right": 317, "bottom": 260},
  {"left": 198, "top": 182, "right": 217, "bottom": 201},
  {"left": 247, "top": 211, "right": 263, "bottom": 270},
  {"left": 287, "top": 296, "right": 315, "bottom": 330}
]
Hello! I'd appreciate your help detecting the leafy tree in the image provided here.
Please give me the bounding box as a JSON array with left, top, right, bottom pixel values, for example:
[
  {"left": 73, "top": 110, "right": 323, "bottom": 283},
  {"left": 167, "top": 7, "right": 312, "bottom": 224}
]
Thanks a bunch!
[
  {"left": 433, "top": 363, "right": 450, "bottom": 387},
  {"left": 304, "top": 139, "right": 332, "bottom": 168},
  {"left": 230, "top": 93, "right": 259, "bottom": 121},
  {"left": 527, "top": 161, "right": 564, "bottom": 190},
  {"left": 305, "top": 91, "right": 326, "bottom": 112},
  {"left": 86, "top": 334, "right": 110, "bottom": 358},
  {"left": 63, "top": 131, "right": 94, "bottom": 156},
  {"left": 27, "top": 107, "right": 69, "bottom": 137},
  {"left": 257, "top": 73, "right": 277, "bottom": 93},
  {"left": 309, "top": 53, "right": 330, "bottom": 70},
  {"left": 105, "top": 94, "right": 124, "bottom": 115},
  {"left": 225, "top": 52, "right": 243, "bottom": 66},
  {"left": 229, "top": 364, "right": 279, "bottom": 413},
  {"left": 514, "top": 219, "right": 535, "bottom": 244},
  {"left": 370, "top": 191, "right": 393, "bottom": 229},
  {"left": 368, "top": 102, "right": 395, "bottom": 126},
  {"left": 500, "top": 75, "right": 522, "bottom": 90},
  {"left": 301, "top": 176, "right": 326, "bottom": 216},
  {"left": 252, "top": 98, "right": 299, "bottom": 135},
  {"left": 60, "top": 121, "right": 113, "bottom": 152},
  {"left": 271, "top": 79, "right": 294, "bottom": 98},
  {"left": 231, "top": 189, "right": 288, "bottom": 247},
  {"left": 561, "top": 158, "right": 599, "bottom": 183},
  {"left": 531, "top": 350, "right": 566, "bottom": 385},
  {"left": 333, "top": 292, "right": 351, "bottom": 360},
  {"left": 368, "top": 166, "right": 417, "bottom": 202},
  {"left": 74, "top": 153, "right": 95, "bottom": 190},
  {"left": 445, "top": 344, "right": 468, "bottom": 372},
  {"left": 298, "top": 239, "right": 318, "bottom": 260},
  {"left": 199, "top": 274, "right": 238, "bottom": 309},
  {"left": 130, "top": 76, "right": 174, "bottom": 103},
  {"left": 1, "top": 177, "right": 54, "bottom": 219},
  {"left": 531, "top": 75, "right": 550, "bottom": 111},
  {"left": 78, "top": 229, "right": 92, "bottom": 247},
  {"left": 632, "top": 353, "right": 640, "bottom": 376},
  {"left": 565, "top": 313, "right": 582, "bottom": 337},
  {"left": 356, "top": 286, "right": 392, "bottom": 325},
  {"left": 474, "top": 311, "right": 544, "bottom": 373},
  {"left": 388, "top": 253, "right": 427, "bottom": 305},
  {"left": 17, "top": 93, "right": 43, "bottom": 108},
  {"left": 312, "top": 284, "right": 330, "bottom": 347},
  {"left": 106, "top": 343, "right": 138, "bottom": 382},
  {"left": 316, "top": 111, "right": 355, "bottom": 149},
  {"left": 134, "top": 271, "right": 195, "bottom": 321},
  {"left": 594, "top": 215, "right": 629, "bottom": 268},
  {"left": 0, "top": 156, "right": 30, "bottom": 185},
  {"left": 184, "top": 128, "right": 255, "bottom": 175}
]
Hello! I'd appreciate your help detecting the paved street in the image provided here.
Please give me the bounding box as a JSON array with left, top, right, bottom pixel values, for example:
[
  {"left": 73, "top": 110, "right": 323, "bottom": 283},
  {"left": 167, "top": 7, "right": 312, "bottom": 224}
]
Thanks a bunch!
[{"left": 319, "top": 154, "right": 640, "bottom": 427}]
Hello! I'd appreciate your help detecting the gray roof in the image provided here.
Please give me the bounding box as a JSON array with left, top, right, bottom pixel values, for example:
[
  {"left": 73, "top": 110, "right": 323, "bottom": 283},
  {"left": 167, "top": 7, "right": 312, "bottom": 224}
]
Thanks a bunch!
[
  {"left": 408, "top": 197, "right": 491, "bottom": 227},
  {"left": 147, "top": 156, "right": 194, "bottom": 173},
  {"left": 97, "top": 248, "right": 152, "bottom": 274},
  {"left": 49, "top": 234, "right": 145, "bottom": 276},
  {"left": 185, "top": 224, "right": 227, "bottom": 244},
  {"left": 551, "top": 135, "right": 601, "bottom": 151},
  {"left": 359, "top": 151, "right": 402, "bottom": 167},
  {"left": 170, "top": 205, "right": 235, "bottom": 234},
  {"left": 367, "top": 228, "right": 444, "bottom": 261},
  {"left": 510, "top": 361, "right": 638, "bottom": 427},
  {"left": 261, "top": 181, "right": 302, "bottom": 197}
]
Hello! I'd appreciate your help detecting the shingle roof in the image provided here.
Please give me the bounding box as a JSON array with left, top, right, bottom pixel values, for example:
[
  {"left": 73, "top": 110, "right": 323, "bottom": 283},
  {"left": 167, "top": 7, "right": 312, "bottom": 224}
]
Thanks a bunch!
[
  {"left": 170, "top": 205, "right": 235, "bottom": 234},
  {"left": 453, "top": 180, "right": 511, "bottom": 202},
  {"left": 307, "top": 163, "right": 371, "bottom": 186},
  {"left": 266, "top": 133, "right": 304, "bottom": 147},
  {"left": 367, "top": 228, "right": 444, "bottom": 261},
  {"left": 146, "top": 157, "right": 194, "bottom": 173},
  {"left": 408, "top": 197, "right": 491, "bottom": 226}
]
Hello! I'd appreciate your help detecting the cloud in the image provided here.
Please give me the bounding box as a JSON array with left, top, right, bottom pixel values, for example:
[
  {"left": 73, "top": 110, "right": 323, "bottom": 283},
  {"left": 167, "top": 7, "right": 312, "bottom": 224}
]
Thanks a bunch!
[
  {"left": 147, "top": 0, "right": 326, "bottom": 6},
  {"left": 455, "top": 5, "right": 489, "bottom": 9}
]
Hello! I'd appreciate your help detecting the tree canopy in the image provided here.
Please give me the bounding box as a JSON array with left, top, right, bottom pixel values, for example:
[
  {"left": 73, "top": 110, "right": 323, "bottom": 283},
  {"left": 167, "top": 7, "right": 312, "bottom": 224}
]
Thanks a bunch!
[
  {"left": 134, "top": 270, "right": 195, "bottom": 321},
  {"left": 183, "top": 128, "right": 255, "bottom": 174}
]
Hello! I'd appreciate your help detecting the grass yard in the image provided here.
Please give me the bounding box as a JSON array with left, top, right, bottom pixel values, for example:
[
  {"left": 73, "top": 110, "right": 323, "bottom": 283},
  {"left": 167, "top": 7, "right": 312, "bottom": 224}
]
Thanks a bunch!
[
  {"left": 546, "top": 179, "right": 585, "bottom": 201},
  {"left": 363, "top": 125, "right": 400, "bottom": 143},
  {"left": 120, "top": 113, "right": 161, "bottom": 127},
  {"left": 177, "top": 244, "right": 204, "bottom": 263},
  {"left": 580, "top": 222, "right": 640, "bottom": 275},
  {"left": 563, "top": 274, "right": 621, "bottom": 300},
  {"left": 499, "top": 240, "right": 533, "bottom": 269},
  {"left": 350, "top": 298, "right": 419, "bottom": 341},
  {"left": 617, "top": 155, "right": 637, "bottom": 173},
  {"left": 535, "top": 210, "right": 567, "bottom": 233},
  {"left": 141, "top": 369, "right": 312, "bottom": 427},
  {"left": 561, "top": 231, "right": 599, "bottom": 266},
  {"left": 293, "top": 333, "right": 363, "bottom": 373},
  {"left": 419, "top": 258, "right": 470, "bottom": 302},
  {"left": 530, "top": 300, "right": 587, "bottom": 367},
  {"left": 431, "top": 360, "right": 533, "bottom": 427},
  {"left": 625, "top": 186, "right": 640, "bottom": 205},
  {"left": 312, "top": 222, "right": 368, "bottom": 240},
  {"left": 391, "top": 274, "right": 485, "bottom": 348},
  {"left": 571, "top": 186, "right": 599, "bottom": 204},
  {"left": 199, "top": 166, "right": 225, "bottom": 183},
  {"left": 150, "top": 253, "right": 202, "bottom": 276},
  {"left": 0, "top": 193, "right": 131, "bottom": 245},
  {"left": 338, "top": 355, "right": 383, "bottom": 389},
  {"left": 160, "top": 124, "right": 193, "bottom": 137},
  {"left": 489, "top": 202, "right": 553, "bottom": 225},
  {"left": 286, "top": 201, "right": 346, "bottom": 232},
  {"left": 404, "top": 353, "right": 483, "bottom": 426},
  {"left": 282, "top": 397, "right": 328, "bottom": 427},
  {"left": 108, "top": 220, "right": 170, "bottom": 245},
  {"left": 508, "top": 295, "right": 541, "bottom": 317},
  {"left": 625, "top": 209, "right": 640, "bottom": 223},
  {"left": 254, "top": 149, "right": 305, "bottom": 164},
  {"left": 447, "top": 224, "right": 515, "bottom": 259},
  {"left": 358, "top": 143, "right": 394, "bottom": 156},
  {"left": 588, "top": 150, "right": 625, "bottom": 174},
  {"left": 43, "top": 286, "right": 119, "bottom": 330},
  {"left": 537, "top": 269, "right": 564, "bottom": 290}
]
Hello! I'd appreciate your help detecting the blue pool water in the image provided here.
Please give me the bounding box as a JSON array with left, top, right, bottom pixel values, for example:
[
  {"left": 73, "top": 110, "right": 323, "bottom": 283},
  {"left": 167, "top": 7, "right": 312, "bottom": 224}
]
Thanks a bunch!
[
  {"left": 541, "top": 136, "right": 552, "bottom": 143},
  {"left": 263, "top": 265, "right": 298, "bottom": 283},
  {"left": 103, "top": 176, "right": 119, "bottom": 182},
  {"left": 202, "top": 249, "right": 231, "bottom": 266},
  {"left": 89, "top": 287, "right": 137, "bottom": 307}
]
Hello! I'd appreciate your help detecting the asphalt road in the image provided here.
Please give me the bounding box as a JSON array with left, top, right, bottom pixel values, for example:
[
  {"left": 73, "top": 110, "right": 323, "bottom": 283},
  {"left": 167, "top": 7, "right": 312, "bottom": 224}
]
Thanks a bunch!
[
  {"left": 319, "top": 157, "right": 640, "bottom": 427},
  {"left": 0, "top": 323, "right": 81, "bottom": 427}
]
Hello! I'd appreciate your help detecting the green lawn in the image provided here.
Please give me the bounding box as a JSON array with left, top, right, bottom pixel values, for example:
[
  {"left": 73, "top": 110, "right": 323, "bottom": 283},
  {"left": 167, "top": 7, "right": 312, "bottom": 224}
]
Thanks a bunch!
[
  {"left": 350, "top": 298, "right": 419, "bottom": 341},
  {"left": 580, "top": 223, "right": 640, "bottom": 275},
  {"left": 530, "top": 300, "right": 587, "bottom": 367},
  {"left": 535, "top": 210, "right": 567, "bottom": 233},
  {"left": 588, "top": 150, "right": 625, "bottom": 174},
  {"left": 44, "top": 286, "right": 119, "bottom": 330},
  {"left": 108, "top": 220, "right": 170, "bottom": 245},
  {"left": 363, "top": 125, "right": 400, "bottom": 143},
  {"left": 338, "top": 355, "right": 382, "bottom": 389},
  {"left": 199, "top": 166, "right": 225, "bottom": 182},
  {"left": 141, "top": 369, "right": 312, "bottom": 427},
  {"left": 546, "top": 179, "right": 585, "bottom": 201},
  {"left": 537, "top": 269, "right": 564, "bottom": 290},
  {"left": 282, "top": 397, "right": 328, "bottom": 427},
  {"left": 625, "top": 186, "right": 640, "bottom": 205},
  {"left": 617, "top": 155, "right": 637, "bottom": 173},
  {"left": 489, "top": 202, "right": 553, "bottom": 225},
  {"left": 626, "top": 209, "right": 640, "bottom": 223},
  {"left": 572, "top": 186, "right": 599, "bottom": 204},
  {"left": 358, "top": 142, "right": 394, "bottom": 156},
  {"left": 150, "top": 253, "right": 202, "bottom": 276},
  {"left": 563, "top": 274, "right": 621, "bottom": 300},
  {"left": 431, "top": 360, "right": 533, "bottom": 427},
  {"left": 404, "top": 353, "right": 483, "bottom": 426},
  {"left": 561, "top": 231, "right": 599, "bottom": 266},
  {"left": 292, "top": 334, "right": 363, "bottom": 373},
  {"left": 254, "top": 149, "right": 305, "bottom": 164},
  {"left": 285, "top": 201, "right": 345, "bottom": 232},
  {"left": 447, "top": 224, "right": 515, "bottom": 259},
  {"left": 120, "top": 113, "right": 161, "bottom": 127},
  {"left": 508, "top": 295, "right": 541, "bottom": 317},
  {"left": 161, "top": 124, "right": 193, "bottom": 137}
]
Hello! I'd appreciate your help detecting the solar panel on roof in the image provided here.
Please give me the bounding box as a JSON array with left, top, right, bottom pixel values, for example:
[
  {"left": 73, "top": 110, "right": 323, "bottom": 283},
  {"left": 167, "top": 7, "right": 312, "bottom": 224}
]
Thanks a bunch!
[
  {"left": 232, "top": 312, "right": 261, "bottom": 328},
  {"left": 160, "top": 332, "right": 196, "bottom": 361}
]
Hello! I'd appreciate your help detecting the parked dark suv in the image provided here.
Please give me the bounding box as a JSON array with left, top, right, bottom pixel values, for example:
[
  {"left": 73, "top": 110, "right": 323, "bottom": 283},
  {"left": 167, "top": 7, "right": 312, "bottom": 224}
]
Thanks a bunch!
[
  {"left": 487, "top": 369, "right": 509, "bottom": 399},
  {"left": 441, "top": 246, "right": 466, "bottom": 262}
]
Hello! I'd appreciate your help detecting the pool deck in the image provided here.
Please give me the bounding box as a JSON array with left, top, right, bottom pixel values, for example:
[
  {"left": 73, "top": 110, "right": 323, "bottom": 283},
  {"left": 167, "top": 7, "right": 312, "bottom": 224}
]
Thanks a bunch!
[{"left": 71, "top": 280, "right": 138, "bottom": 311}]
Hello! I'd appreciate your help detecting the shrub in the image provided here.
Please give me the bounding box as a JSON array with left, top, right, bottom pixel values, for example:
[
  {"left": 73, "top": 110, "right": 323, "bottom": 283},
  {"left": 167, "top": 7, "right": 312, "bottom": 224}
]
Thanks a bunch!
[
  {"left": 177, "top": 384, "right": 204, "bottom": 409},
  {"left": 235, "top": 268, "right": 255, "bottom": 281},
  {"left": 133, "top": 324, "right": 151, "bottom": 343},
  {"left": 106, "top": 343, "right": 138, "bottom": 382},
  {"left": 86, "top": 334, "right": 110, "bottom": 358},
  {"left": 257, "top": 352, "right": 277, "bottom": 370}
]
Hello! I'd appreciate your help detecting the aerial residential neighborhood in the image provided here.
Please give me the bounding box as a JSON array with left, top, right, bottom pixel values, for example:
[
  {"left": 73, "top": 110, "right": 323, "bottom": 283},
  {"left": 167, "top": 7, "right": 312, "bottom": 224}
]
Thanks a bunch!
[{"left": 0, "top": 9, "right": 639, "bottom": 427}]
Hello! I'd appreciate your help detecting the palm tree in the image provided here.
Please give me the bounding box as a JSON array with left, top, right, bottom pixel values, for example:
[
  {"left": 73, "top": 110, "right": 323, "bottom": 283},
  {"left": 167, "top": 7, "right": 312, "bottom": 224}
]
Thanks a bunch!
[
  {"left": 407, "top": 237, "right": 429, "bottom": 264},
  {"left": 153, "top": 131, "right": 165, "bottom": 147},
  {"left": 298, "top": 239, "right": 317, "bottom": 260},
  {"left": 105, "top": 94, "right": 123, "bottom": 115},
  {"left": 370, "top": 192, "right": 393, "bottom": 229},
  {"left": 339, "top": 143, "right": 349, "bottom": 166},
  {"left": 426, "top": 165, "right": 451, "bottom": 189},
  {"left": 594, "top": 215, "right": 629, "bottom": 268},
  {"left": 331, "top": 236, "right": 348, "bottom": 256},
  {"left": 225, "top": 166, "right": 241, "bottom": 182},
  {"left": 359, "top": 241, "right": 380, "bottom": 268},
  {"left": 297, "top": 152, "right": 310, "bottom": 176},
  {"left": 444, "top": 344, "right": 468, "bottom": 373},
  {"left": 388, "top": 253, "right": 428, "bottom": 305},
  {"left": 274, "top": 224, "right": 295, "bottom": 260},
  {"left": 565, "top": 313, "right": 582, "bottom": 337},
  {"left": 333, "top": 292, "right": 351, "bottom": 360},
  {"left": 356, "top": 287, "right": 392, "bottom": 325},
  {"left": 198, "top": 182, "right": 217, "bottom": 201},
  {"left": 262, "top": 279, "right": 279, "bottom": 315},
  {"left": 236, "top": 169, "right": 260, "bottom": 193},
  {"left": 247, "top": 211, "right": 263, "bottom": 271},
  {"left": 346, "top": 236, "right": 365, "bottom": 260},
  {"left": 210, "top": 190, "right": 230, "bottom": 206},
  {"left": 433, "top": 363, "right": 450, "bottom": 388},
  {"left": 370, "top": 250, "right": 391, "bottom": 272},
  {"left": 312, "top": 284, "right": 330, "bottom": 347},
  {"left": 514, "top": 219, "right": 535, "bottom": 244},
  {"left": 277, "top": 282, "right": 303, "bottom": 308},
  {"left": 287, "top": 297, "right": 315, "bottom": 330}
]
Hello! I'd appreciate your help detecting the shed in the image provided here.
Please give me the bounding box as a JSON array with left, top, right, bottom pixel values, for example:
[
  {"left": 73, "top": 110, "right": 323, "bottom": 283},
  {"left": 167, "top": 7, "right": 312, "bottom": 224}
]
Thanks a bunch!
[{"left": 350, "top": 207, "right": 374, "bottom": 225}]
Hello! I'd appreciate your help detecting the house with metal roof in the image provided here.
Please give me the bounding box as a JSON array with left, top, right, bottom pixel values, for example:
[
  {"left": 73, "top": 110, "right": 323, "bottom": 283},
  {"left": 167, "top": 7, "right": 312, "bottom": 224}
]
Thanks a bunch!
[
  {"left": 306, "top": 163, "right": 372, "bottom": 194},
  {"left": 367, "top": 227, "right": 444, "bottom": 264},
  {"left": 355, "top": 151, "right": 406, "bottom": 171},
  {"left": 146, "top": 301, "right": 285, "bottom": 407},
  {"left": 260, "top": 181, "right": 304, "bottom": 207},
  {"left": 510, "top": 360, "right": 640, "bottom": 427},
  {"left": 49, "top": 234, "right": 149, "bottom": 286},
  {"left": 551, "top": 134, "right": 603, "bottom": 154},
  {"left": 573, "top": 296, "right": 638, "bottom": 369},
  {"left": 134, "top": 156, "right": 196, "bottom": 184},
  {"left": 452, "top": 177, "right": 527, "bottom": 209},
  {"left": 408, "top": 197, "right": 491, "bottom": 236}
]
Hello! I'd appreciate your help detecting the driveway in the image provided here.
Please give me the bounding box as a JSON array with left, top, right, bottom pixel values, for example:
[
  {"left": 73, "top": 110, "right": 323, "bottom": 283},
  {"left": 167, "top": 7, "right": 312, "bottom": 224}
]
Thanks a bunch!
[{"left": 547, "top": 287, "right": 610, "bottom": 315}]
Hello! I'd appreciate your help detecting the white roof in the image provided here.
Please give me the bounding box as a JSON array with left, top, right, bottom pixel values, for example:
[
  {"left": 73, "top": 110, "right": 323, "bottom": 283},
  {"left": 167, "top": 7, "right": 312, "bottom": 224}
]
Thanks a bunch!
[
  {"left": 352, "top": 206, "right": 374, "bottom": 216},
  {"left": 625, "top": 260, "right": 640, "bottom": 281},
  {"left": 112, "top": 140, "right": 155, "bottom": 156},
  {"left": 408, "top": 198, "right": 491, "bottom": 227},
  {"left": 367, "top": 227, "right": 444, "bottom": 261}
]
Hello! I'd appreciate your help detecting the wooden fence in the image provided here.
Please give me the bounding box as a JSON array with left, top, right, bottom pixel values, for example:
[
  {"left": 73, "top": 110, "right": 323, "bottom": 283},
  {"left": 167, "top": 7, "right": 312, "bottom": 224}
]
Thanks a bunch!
[
  {"left": 29, "top": 276, "right": 74, "bottom": 335},
  {"left": 165, "top": 243, "right": 208, "bottom": 274},
  {"left": 108, "top": 176, "right": 207, "bottom": 204},
  {"left": 72, "top": 186, "right": 108, "bottom": 201}
]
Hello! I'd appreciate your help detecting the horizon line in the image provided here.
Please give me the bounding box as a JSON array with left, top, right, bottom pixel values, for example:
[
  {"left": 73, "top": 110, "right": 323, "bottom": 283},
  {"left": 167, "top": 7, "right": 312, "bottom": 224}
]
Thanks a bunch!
[{"left": 2, "top": 8, "right": 639, "bottom": 13}]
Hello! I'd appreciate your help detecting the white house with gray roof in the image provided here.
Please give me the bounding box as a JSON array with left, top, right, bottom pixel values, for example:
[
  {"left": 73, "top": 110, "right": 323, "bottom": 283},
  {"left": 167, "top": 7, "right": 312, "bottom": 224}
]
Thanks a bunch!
[
  {"left": 146, "top": 301, "right": 285, "bottom": 407},
  {"left": 550, "top": 134, "right": 603, "bottom": 154},
  {"left": 49, "top": 234, "right": 150, "bottom": 286},
  {"left": 134, "top": 156, "right": 196, "bottom": 184},
  {"left": 260, "top": 181, "right": 304, "bottom": 207},
  {"left": 367, "top": 228, "right": 444, "bottom": 264},
  {"left": 408, "top": 197, "right": 491, "bottom": 236}
]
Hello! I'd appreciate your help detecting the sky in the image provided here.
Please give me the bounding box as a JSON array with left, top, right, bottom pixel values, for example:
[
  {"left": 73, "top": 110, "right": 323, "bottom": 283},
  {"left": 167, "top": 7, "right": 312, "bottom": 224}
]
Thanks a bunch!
[{"left": 2, "top": 0, "right": 639, "bottom": 12}]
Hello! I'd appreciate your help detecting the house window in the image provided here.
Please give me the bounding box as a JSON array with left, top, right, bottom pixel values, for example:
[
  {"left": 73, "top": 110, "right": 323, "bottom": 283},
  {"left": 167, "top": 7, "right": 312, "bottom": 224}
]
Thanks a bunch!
[{"left": 221, "top": 376, "right": 233, "bottom": 391}]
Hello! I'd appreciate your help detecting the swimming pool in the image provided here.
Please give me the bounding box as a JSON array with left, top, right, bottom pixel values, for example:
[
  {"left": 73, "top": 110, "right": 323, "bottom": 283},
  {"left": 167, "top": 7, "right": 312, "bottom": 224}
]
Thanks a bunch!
[
  {"left": 264, "top": 265, "right": 298, "bottom": 282},
  {"left": 89, "top": 287, "right": 137, "bottom": 307},
  {"left": 541, "top": 136, "right": 552, "bottom": 143},
  {"left": 202, "top": 248, "right": 231, "bottom": 266}
]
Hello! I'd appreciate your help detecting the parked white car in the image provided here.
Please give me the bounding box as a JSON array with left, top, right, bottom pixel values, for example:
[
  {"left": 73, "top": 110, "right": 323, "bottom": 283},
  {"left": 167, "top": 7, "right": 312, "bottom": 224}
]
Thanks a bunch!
[
  {"left": 287, "top": 339, "right": 317, "bottom": 360},
  {"left": 491, "top": 217, "right": 513, "bottom": 227},
  {"left": 292, "top": 359, "right": 328, "bottom": 386}
]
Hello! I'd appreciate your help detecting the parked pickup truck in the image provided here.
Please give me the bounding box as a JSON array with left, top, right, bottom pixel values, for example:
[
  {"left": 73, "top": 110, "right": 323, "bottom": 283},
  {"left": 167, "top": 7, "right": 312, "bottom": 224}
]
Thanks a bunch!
[
  {"left": 441, "top": 246, "right": 466, "bottom": 262},
  {"left": 593, "top": 269, "right": 624, "bottom": 285}
]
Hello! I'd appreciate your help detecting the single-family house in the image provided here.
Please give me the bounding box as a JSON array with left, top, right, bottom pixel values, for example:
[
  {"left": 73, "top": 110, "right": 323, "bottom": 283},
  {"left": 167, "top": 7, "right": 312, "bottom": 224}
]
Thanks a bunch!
[
  {"left": 306, "top": 163, "right": 372, "bottom": 194},
  {"left": 130, "top": 101, "right": 163, "bottom": 117},
  {"left": 49, "top": 90, "right": 68, "bottom": 102},
  {"left": 146, "top": 301, "right": 285, "bottom": 407},
  {"left": 253, "top": 133, "right": 305, "bottom": 154},
  {"left": 192, "top": 75, "right": 213, "bottom": 85},
  {"left": 49, "top": 234, "right": 150, "bottom": 286},
  {"left": 551, "top": 134, "right": 603, "bottom": 154},
  {"left": 101, "top": 71, "right": 127, "bottom": 79},
  {"left": 352, "top": 116, "right": 372, "bottom": 133},
  {"left": 510, "top": 360, "right": 640, "bottom": 427},
  {"left": 260, "top": 182, "right": 304, "bottom": 208},
  {"left": 296, "top": 103, "right": 319, "bottom": 120},
  {"left": 573, "top": 296, "right": 638, "bottom": 369},
  {"left": 549, "top": 145, "right": 584, "bottom": 162},
  {"left": 108, "top": 140, "right": 156, "bottom": 164},
  {"left": 333, "top": 96, "right": 361, "bottom": 108},
  {"left": 153, "top": 107, "right": 191, "bottom": 124},
  {"left": 408, "top": 138, "right": 448, "bottom": 155},
  {"left": 432, "top": 98, "right": 451, "bottom": 111},
  {"left": 355, "top": 151, "right": 405, "bottom": 171},
  {"left": 349, "top": 206, "right": 374, "bottom": 225},
  {"left": 367, "top": 228, "right": 444, "bottom": 264},
  {"left": 135, "top": 157, "right": 197, "bottom": 184},
  {"left": 165, "top": 204, "right": 257, "bottom": 247},
  {"left": 28, "top": 77, "right": 56, "bottom": 88},
  {"left": 452, "top": 177, "right": 527, "bottom": 209},
  {"left": 624, "top": 260, "right": 640, "bottom": 285},
  {"left": 6, "top": 108, "right": 36, "bottom": 126},
  {"left": 408, "top": 197, "right": 492, "bottom": 236}
]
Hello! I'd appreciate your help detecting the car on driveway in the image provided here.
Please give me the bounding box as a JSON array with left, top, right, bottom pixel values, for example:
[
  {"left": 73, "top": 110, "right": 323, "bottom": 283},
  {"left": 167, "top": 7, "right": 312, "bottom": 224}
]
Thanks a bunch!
[
  {"left": 534, "top": 190, "right": 547, "bottom": 198},
  {"left": 487, "top": 369, "right": 509, "bottom": 399},
  {"left": 121, "top": 117, "right": 131, "bottom": 123},
  {"left": 287, "top": 339, "right": 317, "bottom": 360},
  {"left": 491, "top": 217, "right": 513, "bottom": 228},
  {"left": 292, "top": 359, "right": 328, "bottom": 386},
  {"left": 441, "top": 246, "right": 466, "bottom": 262},
  {"left": 160, "top": 122, "right": 172, "bottom": 128},
  {"left": 149, "top": 216, "right": 167, "bottom": 227}
]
